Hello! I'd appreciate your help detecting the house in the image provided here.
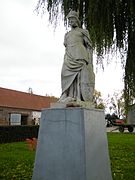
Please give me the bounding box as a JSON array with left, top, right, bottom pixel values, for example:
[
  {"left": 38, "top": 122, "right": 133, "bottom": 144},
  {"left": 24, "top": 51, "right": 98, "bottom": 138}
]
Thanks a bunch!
[{"left": 0, "top": 87, "right": 57, "bottom": 125}]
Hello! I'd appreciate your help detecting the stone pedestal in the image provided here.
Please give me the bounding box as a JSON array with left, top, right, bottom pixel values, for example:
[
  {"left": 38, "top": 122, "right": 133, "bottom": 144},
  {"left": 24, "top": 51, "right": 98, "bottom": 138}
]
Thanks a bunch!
[{"left": 32, "top": 107, "right": 112, "bottom": 180}]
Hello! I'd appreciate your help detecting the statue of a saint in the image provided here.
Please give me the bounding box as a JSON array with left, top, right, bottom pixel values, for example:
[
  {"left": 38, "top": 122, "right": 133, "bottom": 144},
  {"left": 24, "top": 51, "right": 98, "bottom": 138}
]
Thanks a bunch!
[{"left": 59, "top": 11, "right": 95, "bottom": 103}]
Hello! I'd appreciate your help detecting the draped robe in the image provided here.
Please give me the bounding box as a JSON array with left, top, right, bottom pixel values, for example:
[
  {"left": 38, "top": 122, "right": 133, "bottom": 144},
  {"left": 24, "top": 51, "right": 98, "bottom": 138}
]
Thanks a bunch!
[{"left": 59, "top": 27, "right": 95, "bottom": 102}]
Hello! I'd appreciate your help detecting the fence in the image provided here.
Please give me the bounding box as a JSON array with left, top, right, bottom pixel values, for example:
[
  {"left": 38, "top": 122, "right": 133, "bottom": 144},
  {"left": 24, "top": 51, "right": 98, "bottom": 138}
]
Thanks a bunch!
[{"left": 0, "top": 125, "right": 39, "bottom": 143}]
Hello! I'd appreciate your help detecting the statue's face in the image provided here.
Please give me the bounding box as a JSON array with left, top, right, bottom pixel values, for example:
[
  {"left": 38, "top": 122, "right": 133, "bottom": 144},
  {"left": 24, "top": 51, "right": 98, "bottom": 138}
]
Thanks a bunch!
[{"left": 68, "top": 17, "right": 78, "bottom": 28}]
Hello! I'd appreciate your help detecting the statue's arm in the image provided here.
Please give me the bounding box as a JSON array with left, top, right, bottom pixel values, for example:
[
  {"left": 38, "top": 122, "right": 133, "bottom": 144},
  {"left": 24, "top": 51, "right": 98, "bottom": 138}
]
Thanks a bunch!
[
  {"left": 83, "top": 30, "right": 92, "bottom": 50},
  {"left": 83, "top": 30, "right": 93, "bottom": 65}
]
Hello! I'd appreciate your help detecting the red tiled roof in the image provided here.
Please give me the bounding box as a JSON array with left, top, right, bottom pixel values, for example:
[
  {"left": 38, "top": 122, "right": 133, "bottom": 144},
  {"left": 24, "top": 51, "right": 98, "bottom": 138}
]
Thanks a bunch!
[{"left": 0, "top": 87, "right": 57, "bottom": 111}]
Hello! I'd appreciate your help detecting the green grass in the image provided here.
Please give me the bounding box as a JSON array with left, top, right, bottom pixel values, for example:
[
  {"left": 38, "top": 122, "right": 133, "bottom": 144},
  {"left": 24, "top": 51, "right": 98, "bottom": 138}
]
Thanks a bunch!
[
  {"left": 0, "top": 133, "right": 135, "bottom": 179},
  {"left": 0, "top": 141, "right": 35, "bottom": 180},
  {"left": 108, "top": 133, "right": 135, "bottom": 180}
]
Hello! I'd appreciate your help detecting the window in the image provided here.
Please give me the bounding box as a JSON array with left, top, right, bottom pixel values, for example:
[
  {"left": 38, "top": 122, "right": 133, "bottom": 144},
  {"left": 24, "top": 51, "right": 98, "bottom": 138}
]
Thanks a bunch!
[{"left": 10, "top": 114, "right": 21, "bottom": 125}]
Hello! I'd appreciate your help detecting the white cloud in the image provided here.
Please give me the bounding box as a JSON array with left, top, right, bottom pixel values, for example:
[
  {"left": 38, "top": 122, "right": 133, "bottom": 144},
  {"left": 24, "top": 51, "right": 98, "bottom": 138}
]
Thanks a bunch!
[
  {"left": 0, "top": 0, "right": 65, "bottom": 96},
  {"left": 95, "top": 61, "right": 124, "bottom": 99}
]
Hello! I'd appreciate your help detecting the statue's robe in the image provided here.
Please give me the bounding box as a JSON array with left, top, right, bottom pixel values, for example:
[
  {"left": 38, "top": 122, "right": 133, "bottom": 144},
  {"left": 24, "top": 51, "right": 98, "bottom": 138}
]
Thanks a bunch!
[{"left": 60, "top": 27, "right": 95, "bottom": 102}]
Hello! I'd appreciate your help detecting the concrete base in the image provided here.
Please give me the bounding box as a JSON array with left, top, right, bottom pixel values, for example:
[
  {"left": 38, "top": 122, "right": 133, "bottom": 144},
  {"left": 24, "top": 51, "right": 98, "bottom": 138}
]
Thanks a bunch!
[
  {"left": 32, "top": 108, "right": 112, "bottom": 180},
  {"left": 50, "top": 101, "right": 95, "bottom": 108}
]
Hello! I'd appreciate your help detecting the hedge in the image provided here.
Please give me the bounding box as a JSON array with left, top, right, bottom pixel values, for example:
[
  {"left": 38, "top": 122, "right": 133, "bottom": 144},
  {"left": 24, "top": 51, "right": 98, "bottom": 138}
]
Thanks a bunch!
[{"left": 0, "top": 125, "right": 39, "bottom": 143}]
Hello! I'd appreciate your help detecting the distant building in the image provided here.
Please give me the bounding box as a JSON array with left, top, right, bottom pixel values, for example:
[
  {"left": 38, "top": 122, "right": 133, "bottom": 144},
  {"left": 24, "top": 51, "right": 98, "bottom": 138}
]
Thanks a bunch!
[{"left": 0, "top": 87, "right": 57, "bottom": 125}]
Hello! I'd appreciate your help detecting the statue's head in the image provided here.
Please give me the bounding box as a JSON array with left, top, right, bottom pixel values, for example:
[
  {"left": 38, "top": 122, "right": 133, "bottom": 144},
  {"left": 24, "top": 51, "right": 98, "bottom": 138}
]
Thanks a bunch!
[{"left": 67, "top": 10, "right": 80, "bottom": 27}]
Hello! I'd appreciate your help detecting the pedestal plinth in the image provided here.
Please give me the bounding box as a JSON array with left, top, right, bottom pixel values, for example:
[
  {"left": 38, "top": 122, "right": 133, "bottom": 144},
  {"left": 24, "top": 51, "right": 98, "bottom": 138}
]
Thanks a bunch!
[{"left": 32, "top": 107, "right": 112, "bottom": 180}]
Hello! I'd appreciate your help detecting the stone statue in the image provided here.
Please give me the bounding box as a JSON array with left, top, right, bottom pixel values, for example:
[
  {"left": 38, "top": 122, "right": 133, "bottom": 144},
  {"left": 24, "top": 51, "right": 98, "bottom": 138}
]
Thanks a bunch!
[{"left": 59, "top": 10, "right": 95, "bottom": 104}]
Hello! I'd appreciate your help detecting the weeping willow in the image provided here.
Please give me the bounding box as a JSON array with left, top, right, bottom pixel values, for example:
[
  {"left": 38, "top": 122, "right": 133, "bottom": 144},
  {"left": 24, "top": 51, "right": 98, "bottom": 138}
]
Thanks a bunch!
[{"left": 36, "top": 0, "right": 135, "bottom": 109}]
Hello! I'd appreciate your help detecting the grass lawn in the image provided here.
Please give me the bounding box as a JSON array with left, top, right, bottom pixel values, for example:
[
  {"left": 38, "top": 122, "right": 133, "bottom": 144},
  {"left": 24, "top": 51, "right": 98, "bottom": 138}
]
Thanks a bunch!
[
  {"left": 0, "top": 133, "right": 135, "bottom": 179},
  {"left": 0, "top": 141, "right": 35, "bottom": 180},
  {"left": 108, "top": 133, "right": 135, "bottom": 180}
]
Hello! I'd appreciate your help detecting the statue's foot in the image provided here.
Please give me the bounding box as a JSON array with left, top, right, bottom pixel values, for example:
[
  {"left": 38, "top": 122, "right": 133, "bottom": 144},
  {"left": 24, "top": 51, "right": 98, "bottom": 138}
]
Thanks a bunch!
[{"left": 59, "top": 96, "right": 75, "bottom": 103}]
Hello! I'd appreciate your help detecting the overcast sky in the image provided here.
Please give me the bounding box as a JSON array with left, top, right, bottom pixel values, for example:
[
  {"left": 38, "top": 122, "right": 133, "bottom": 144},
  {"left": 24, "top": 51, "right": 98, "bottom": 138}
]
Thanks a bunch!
[{"left": 0, "top": 0, "right": 124, "bottom": 98}]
